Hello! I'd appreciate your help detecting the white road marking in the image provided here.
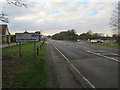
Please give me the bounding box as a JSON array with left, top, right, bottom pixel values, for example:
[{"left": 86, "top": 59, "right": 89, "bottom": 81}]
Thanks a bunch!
[
  {"left": 108, "top": 52, "right": 118, "bottom": 56},
  {"left": 78, "top": 46, "right": 90, "bottom": 49},
  {"left": 75, "top": 44, "right": 119, "bottom": 62},
  {"left": 95, "top": 50, "right": 106, "bottom": 53},
  {"left": 95, "top": 50, "right": 118, "bottom": 56},
  {"left": 85, "top": 50, "right": 120, "bottom": 63},
  {"left": 52, "top": 44, "right": 69, "bottom": 62},
  {"left": 52, "top": 44, "right": 95, "bottom": 88}
]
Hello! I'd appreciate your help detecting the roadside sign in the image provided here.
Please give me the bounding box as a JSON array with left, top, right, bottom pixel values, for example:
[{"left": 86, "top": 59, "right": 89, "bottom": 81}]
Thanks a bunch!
[
  {"left": 15, "top": 33, "right": 40, "bottom": 57},
  {"left": 15, "top": 33, "right": 39, "bottom": 42}
]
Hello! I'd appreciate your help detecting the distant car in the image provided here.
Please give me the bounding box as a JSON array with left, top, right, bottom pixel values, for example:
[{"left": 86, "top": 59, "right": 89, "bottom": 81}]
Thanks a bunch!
[
  {"left": 90, "top": 40, "right": 98, "bottom": 43},
  {"left": 97, "top": 40, "right": 104, "bottom": 43},
  {"left": 90, "top": 39, "right": 104, "bottom": 43},
  {"left": 77, "top": 40, "right": 80, "bottom": 42}
]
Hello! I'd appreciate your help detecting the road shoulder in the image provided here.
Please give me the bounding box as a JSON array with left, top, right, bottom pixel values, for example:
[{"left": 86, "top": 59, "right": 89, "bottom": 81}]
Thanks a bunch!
[{"left": 46, "top": 42, "right": 82, "bottom": 88}]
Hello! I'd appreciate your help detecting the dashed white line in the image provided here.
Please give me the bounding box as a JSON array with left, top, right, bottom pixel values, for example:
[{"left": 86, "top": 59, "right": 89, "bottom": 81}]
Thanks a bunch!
[
  {"left": 108, "top": 53, "right": 118, "bottom": 56},
  {"left": 85, "top": 50, "right": 120, "bottom": 62},
  {"left": 52, "top": 44, "right": 95, "bottom": 88}
]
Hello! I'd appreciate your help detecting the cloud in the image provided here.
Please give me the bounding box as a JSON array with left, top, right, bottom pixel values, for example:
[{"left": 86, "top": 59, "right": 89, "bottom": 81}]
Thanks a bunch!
[
  {"left": 0, "top": 0, "right": 5, "bottom": 3},
  {"left": 1, "top": 0, "right": 119, "bottom": 36}
]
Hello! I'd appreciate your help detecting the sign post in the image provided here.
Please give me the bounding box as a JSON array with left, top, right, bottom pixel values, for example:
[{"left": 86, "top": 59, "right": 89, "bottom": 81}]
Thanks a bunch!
[
  {"left": 19, "top": 41, "right": 21, "bottom": 57},
  {"left": 16, "top": 33, "right": 39, "bottom": 42},
  {"left": 37, "top": 48, "right": 39, "bottom": 55},
  {"left": 40, "top": 44, "right": 41, "bottom": 50},
  {"left": 16, "top": 33, "right": 40, "bottom": 57},
  {"left": 34, "top": 41, "right": 36, "bottom": 57}
]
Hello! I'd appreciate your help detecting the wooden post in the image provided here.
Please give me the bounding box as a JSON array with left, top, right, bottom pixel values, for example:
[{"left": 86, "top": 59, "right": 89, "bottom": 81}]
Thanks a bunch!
[
  {"left": 34, "top": 41, "right": 36, "bottom": 57},
  {"left": 37, "top": 48, "right": 39, "bottom": 55},
  {"left": 42, "top": 41, "right": 44, "bottom": 45},
  {"left": 19, "top": 42, "right": 21, "bottom": 57}
]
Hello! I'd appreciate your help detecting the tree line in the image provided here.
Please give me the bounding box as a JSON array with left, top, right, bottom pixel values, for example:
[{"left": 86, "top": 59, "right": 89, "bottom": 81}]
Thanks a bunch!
[
  {"left": 52, "top": 29, "right": 77, "bottom": 40},
  {"left": 51, "top": 29, "right": 120, "bottom": 43}
]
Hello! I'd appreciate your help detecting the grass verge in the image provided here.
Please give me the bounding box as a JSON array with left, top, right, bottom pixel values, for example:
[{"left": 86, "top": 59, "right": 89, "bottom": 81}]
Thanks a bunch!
[
  {"left": 2, "top": 41, "right": 47, "bottom": 88},
  {"left": 88, "top": 42, "right": 119, "bottom": 49}
]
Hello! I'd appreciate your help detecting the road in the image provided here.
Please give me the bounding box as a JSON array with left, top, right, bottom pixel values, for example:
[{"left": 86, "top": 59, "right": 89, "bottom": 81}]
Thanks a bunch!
[
  {"left": 48, "top": 39, "right": 119, "bottom": 88},
  {"left": 46, "top": 42, "right": 82, "bottom": 88}
]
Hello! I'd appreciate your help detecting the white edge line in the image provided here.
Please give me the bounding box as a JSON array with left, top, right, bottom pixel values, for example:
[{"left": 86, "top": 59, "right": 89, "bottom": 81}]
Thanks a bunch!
[
  {"left": 86, "top": 50, "right": 120, "bottom": 63},
  {"left": 52, "top": 44, "right": 95, "bottom": 88}
]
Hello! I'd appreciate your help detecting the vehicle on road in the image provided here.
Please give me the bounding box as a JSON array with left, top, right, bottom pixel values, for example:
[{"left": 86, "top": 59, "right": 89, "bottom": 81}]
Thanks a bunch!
[
  {"left": 77, "top": 40, "right": 80, "bottom": 42},
  {"left": 90, "top": 39, "right": 104, "bottom": 43}
]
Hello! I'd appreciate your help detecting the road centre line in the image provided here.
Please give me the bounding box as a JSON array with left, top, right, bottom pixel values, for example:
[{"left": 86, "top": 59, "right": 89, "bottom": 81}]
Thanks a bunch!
[
  {"left": 85, "top": 50, "right": 120, "bottom": 63},
  {"left": 51, "top": 44, "right": 95, "bottom": 88},
  {"left": 75, "top": 44, "right": 119, "bottom": 62},
  {"left": 108, "top": 52, "right": 119, "bottom": 56}
]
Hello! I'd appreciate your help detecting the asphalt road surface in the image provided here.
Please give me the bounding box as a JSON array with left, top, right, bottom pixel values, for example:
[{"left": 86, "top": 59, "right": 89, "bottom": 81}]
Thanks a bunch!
[
  {"left": 48, "top": 39, "right": 119, "bottom": 88},
  {"left": 46, "top": 42, "right": 82, "bottom": 88}
]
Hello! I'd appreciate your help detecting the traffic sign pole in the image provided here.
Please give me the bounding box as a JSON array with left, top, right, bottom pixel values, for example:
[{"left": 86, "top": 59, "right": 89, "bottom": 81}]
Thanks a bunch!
[
  {"left": 19, "top": 41, "right": 21, "bottom": 57},
  {"left": 37, "top": 48, "right": 39, "bottom": 55},
  {"left": 34, "top": 41, "right": 36, "bottom": 57}
]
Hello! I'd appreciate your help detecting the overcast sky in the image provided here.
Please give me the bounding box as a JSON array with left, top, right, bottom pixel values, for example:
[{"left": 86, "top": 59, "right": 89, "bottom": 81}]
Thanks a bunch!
[{"left": 0, "top": 0, "right": 118, "bottom": 36}]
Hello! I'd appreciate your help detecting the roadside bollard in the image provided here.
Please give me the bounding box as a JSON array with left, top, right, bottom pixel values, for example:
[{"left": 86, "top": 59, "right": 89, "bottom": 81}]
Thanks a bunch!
[
  {"left": 37, "top": 48, "right": 39, "bottom": 55},
  {"left": 42, "top": 41, "right": 45, "bottom": 45}
]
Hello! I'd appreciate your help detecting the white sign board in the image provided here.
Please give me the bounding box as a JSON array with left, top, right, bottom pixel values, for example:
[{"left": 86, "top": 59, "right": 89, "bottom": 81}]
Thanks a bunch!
[{"left": 16, "top": 33, "right": 39, "bottom": 42}]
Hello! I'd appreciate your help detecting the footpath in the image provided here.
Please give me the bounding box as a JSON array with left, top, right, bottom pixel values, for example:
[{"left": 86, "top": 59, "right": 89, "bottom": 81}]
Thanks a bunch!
[
  {"left": 46, "top": 42, "right": 82, "bottom": 88},
  {"left": 1, "top": 43, "right": 18, "bottom": 48}
]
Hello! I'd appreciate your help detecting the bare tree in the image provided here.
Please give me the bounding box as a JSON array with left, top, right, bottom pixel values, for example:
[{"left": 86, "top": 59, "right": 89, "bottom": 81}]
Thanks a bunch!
[
  {"left": 0, "top": 13, "right": 9, "bottom": 23},
  {"left": 110, "top": 1, "right": 120, "bottom": 34},
  {"left": 0, "top": 0, "right": 27, "bottom": 23},
  {"left": 6, "top": 0, "right": 27, "bottom": 7}
]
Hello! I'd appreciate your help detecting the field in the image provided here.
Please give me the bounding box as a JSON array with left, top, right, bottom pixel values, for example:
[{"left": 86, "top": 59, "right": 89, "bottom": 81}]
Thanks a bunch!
[{"left": 2, "top": 41, "right": 47, "bottom": 88}]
